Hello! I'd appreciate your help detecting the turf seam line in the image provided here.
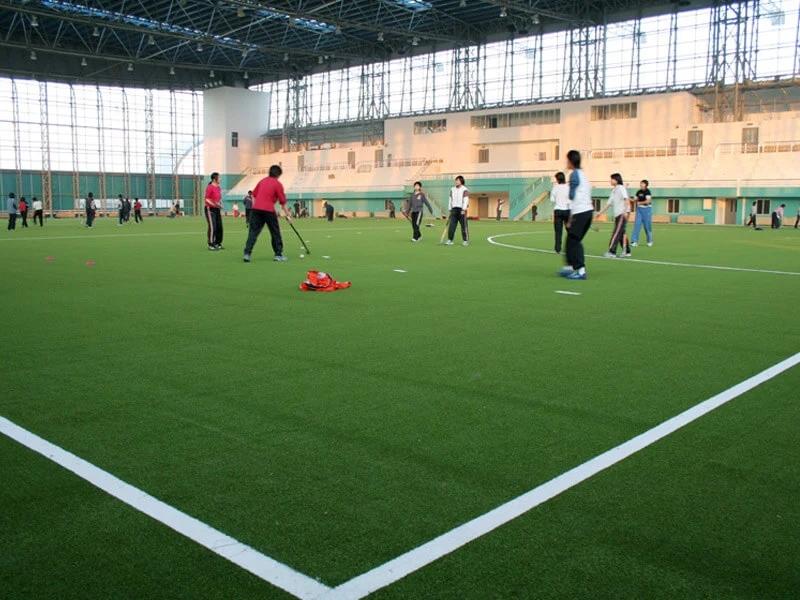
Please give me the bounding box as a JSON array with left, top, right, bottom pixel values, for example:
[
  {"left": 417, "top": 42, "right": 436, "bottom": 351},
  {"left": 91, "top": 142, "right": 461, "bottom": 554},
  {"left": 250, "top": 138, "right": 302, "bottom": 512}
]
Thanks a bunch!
[
  {"left": 0, "top": 417, "right": 331, "bottom": 600},
  {"left": 313, "top": 350, "right": 800, "bottom": 600},
  {"left": 0, "top": 225, "right": 405, "bottom": 243},
  {"left": 487, "top": 232, "right": 800, "bottom": 276}
]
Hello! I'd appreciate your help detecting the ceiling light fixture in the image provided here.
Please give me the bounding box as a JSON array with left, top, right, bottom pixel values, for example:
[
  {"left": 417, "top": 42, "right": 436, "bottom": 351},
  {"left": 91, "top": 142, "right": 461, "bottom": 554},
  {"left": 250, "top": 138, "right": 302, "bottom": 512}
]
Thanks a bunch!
[
  {"left": 237, "top": 7, "right": 245, "bottom": 18},
  {"left": 318, "top": 55, "right": 324, "bottom": 64},
  {"left": 242, "top": 48, "right": 248, "bottom": 58},
  {"left": 243, "top": 71, "right": 249, "bottom": 79},
  {"left": 127, "top": 62, "right": 134, "bottom": 71},
  {"left": 148, "top": 34, "right": 155, "bottom": 45},
  {"left": 31, "top": 15, "right": 39, "bottom": 27},
  {"left": 81, "top": 57, "right": 87, "bottom": 66},
  {"left": 197, "top": 42, "right": 203, "bottom": 52},
  {"left": 460, "top": 0, "right": 466, "bottom": 6},
  {"left": 411, "top": 36, "right": 419, "bottom": 46},
  {"left": 30, "top": 50, "right": 37, "bottom": 60},
  {"left": 500, "top": 7, "right": 507, "bottom": 17},
  {"left": 532, "top": 13, "right": 540, "bottom": 24},
  {"left": 92, "top": 27, "right": 100, "bottom": 37},
  {"left": 335, "top": 25, "right": 342, "bottom": 35},
  {"left": 169, "top": 66, "right": 175, "bottom": 75},
  {"left": 283, "top": 53, "right": 289, "bottom": 62},
  {"left": 377, "top": 32, "right": 384, "bottom": 41},
  {"left": 210, "top": 69, "right": 215, "bottom": 78}
]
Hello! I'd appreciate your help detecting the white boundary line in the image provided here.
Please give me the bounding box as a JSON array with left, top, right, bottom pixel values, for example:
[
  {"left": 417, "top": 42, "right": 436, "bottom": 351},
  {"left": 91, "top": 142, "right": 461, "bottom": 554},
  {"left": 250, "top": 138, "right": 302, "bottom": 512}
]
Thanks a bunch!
[
  {"left": 315, "top": 350, "right": 800, "bottom": 600},
  {"left": 0, "top": 416, "right": 331, "bottom": 600},
  {"left": 487, "top": 231, "right": 800, "bottom": 276}
]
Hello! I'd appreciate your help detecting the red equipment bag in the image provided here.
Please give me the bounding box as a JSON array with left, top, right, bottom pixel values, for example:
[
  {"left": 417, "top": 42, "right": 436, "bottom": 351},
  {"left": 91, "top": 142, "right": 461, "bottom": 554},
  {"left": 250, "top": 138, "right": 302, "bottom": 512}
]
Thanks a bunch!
[{"left": 300, "top": 270, "right": 351, "bottom": 292}]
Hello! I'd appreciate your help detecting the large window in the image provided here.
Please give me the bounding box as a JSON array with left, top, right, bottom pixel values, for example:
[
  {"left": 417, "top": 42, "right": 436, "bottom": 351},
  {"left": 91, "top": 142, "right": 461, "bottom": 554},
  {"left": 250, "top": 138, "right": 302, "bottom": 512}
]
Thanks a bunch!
[
  {"left": 668, "top": 199, "right": 681, "bottom": 213},
  {"left": 413, "top": 119, "right": 446, "bottom": 134},
  {"left": 471, "top": 109, "right": 560, "bottom": 130},
  {"left": 756, "top": 199, "right": 771, "bottom": 214},
  {"left": 590, "top": 103, "right": 638, "bottom": 121},
  {"left": 0, "top": 78, "right": 203, "bottom": 176},
  {"left": 258, "top": 0, "right": 800, "bottom": 129}
]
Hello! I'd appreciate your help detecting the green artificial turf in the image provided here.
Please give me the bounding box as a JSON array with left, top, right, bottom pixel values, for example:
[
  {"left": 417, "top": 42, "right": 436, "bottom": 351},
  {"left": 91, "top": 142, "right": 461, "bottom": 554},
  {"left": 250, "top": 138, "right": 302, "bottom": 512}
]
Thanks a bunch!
[{"left": 1, "top": 216, "right": 798, "bottom": 599}]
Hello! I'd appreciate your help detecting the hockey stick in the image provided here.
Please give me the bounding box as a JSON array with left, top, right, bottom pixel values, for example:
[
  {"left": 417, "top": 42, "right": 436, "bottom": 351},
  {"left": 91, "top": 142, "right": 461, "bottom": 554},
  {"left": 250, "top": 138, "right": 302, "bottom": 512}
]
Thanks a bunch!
[
  {"left": 437, "top": 213, "right": 452, "bottom": 245},
  {"left": 287, "top": 219, "right": 311, "bottom": 254}
]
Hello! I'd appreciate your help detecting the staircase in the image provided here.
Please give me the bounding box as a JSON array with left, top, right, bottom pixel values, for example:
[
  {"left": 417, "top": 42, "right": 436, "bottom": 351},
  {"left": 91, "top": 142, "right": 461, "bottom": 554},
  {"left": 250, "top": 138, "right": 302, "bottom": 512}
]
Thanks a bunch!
[{"left": 509, "top": 177, "right": 550, "bottom": 220}]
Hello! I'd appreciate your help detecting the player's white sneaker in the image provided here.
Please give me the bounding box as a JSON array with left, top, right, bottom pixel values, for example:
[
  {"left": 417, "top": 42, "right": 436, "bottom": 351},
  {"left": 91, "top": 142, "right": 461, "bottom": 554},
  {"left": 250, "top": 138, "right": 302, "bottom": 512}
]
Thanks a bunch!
[
  {"left": 630, "top": 242, "right": 638, "bottom": 247},
  {"left": 462, "top": 241, "right": 469, "bottom": 246},
  {"left": 444, "top": 240, "right": 454, "bottom": 246},
  {"left": 647, "top": 242, "right": 653, "bottom": 247}
]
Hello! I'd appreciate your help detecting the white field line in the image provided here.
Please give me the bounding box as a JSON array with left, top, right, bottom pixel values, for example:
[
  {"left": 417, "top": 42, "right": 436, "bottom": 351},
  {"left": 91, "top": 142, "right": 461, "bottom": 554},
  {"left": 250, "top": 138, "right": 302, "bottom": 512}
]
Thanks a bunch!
[
  {"left": 487, "top": 232, "right": 800, "bottom": 276},
  {"left": 555, "top": 290, "right": 581, "bottom": 296},
  {"left": 0, "top": 225, "right": 409, "bottom": 243},
  {"left": 0, "top": 417, "right": 331, "bottom": 600},
  {"left": 316, "top": 350, "right": 800, "bottom": 600}
]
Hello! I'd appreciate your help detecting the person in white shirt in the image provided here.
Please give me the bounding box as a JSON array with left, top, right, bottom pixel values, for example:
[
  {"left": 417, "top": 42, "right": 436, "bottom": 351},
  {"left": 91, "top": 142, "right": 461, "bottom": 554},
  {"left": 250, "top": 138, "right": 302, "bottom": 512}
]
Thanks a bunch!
[
  {"left": 746, "top": 201, "right": 757, "bottom": 228},
  {"left": 550, "top": 171, "right": 570, "bottom": 253},
  {"left": 595, "top": 173, "right": 631, "bottom": 258},
  {"left": 558, "top": 150, "right": 593, "bottom": 280},
  {"left": 445, "top": 175, "right": 470, "bottom": 246},
  {"left": 32, "top": 197, "right": 44, "bottom": 226}
]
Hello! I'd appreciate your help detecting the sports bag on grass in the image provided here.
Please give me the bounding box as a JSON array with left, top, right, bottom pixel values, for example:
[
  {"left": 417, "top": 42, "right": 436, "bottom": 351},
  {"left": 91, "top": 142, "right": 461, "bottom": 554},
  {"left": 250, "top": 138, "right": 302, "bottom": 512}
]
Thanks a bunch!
[{"left": 300, "top": 270, "right": 351, "bottom": 292}]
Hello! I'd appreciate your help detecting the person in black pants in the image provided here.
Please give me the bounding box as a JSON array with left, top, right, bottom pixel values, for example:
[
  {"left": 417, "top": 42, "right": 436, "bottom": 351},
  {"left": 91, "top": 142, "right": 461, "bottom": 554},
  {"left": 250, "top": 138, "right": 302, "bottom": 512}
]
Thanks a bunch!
[
  {"left": 32, "top": 197, "right": 43, "bottom": 226},
  {"left": 557, "top": 150, "right": 593, "bottom": 280},
  {"left": 324, "top": 201, "right": 335, "bottom": 222},
  {"left": 243, "top": 165, "right": 291, "bottom": 262},
  {"left": 244, "top": 191, "right": 253, "bottom": 227},
  {"left": 85, "top": 193, "right": 96, "bottom": 228},
  {"left": 404, "top": 181, "right": 434, "bottom": 242},
  {"left": 19, "top": 197, "right": 29, "bottom": 227},
  {"left": 6, "top": 193, "right": 17, "bottom": 230},
  {"left": 550, "top": 171, "right": 570, "bottom": 253},
  {"left": 204, "top": 173, "right": 224, "bottom": 249},
  {"left": 746, "top": 201, "right": 757, "bottom": 228}
]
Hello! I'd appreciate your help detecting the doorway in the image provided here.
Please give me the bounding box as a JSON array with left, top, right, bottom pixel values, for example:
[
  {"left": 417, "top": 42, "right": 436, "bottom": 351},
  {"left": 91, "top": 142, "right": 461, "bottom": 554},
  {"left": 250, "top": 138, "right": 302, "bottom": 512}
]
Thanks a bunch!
[{"left": 716, "top": 198, "right": 739, "bottom": 224}]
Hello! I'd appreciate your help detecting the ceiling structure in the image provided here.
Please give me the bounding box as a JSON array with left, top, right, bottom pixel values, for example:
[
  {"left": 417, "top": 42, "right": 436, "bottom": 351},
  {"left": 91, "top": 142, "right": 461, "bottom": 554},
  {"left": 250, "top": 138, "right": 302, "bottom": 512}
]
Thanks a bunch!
[{"left": 0, "top": 0, "right": 715, "bottom": 90}]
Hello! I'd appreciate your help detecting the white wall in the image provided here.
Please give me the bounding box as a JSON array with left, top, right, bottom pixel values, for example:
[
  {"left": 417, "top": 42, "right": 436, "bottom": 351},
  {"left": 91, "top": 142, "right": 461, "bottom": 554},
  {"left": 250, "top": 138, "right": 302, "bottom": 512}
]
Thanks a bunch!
[
  {"left": 203, "top": 87, "right": 270, "bottom": 176},
  {"left": 254, "top": 89, "right": 800, "bottom": 185}
]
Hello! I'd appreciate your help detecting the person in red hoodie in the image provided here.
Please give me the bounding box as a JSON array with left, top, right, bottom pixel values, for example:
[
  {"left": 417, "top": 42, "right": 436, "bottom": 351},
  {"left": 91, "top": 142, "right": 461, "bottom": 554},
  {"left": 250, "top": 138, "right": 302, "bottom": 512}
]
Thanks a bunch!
[
  {"left": 243, "top": 165, "right": 291, "bottom": 263},
  {"left": 134, "top": 198, "right": 143, "bottom": 223},
  {"left": 19, "top": 197, "right": 29, "bottom": 228}
]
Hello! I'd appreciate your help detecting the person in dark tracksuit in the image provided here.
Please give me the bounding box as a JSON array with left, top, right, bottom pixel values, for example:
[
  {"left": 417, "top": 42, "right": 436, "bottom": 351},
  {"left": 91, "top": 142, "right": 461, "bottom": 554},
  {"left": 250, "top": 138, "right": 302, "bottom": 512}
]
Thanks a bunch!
[
  {"left": 405, "top": 181, "right": 434, "bottom": 242},
  {"left": 7, "top": 193, "right": 17, "bottom": 231},
  {"left": 243, "top": 165, "right": 291, "bottom": 263},
  {"left": 244, "top": 191, "right": 253, "bottom": 227},
  {"left": 324, "top": 201, "right": 335, "bottom": 222},
  {"left": 596, "top": 173, "right": 631, "bottom": 258},
  {"left": 85, "top": 193, "right": 96, "bottom": 228},
  {"left": 557, "top": 150, "right": 593, "bottom": 280},
  {"left": 445, "top": 176, "right": 470, "bottom": 246},
  {"left": 550, "top": 171, "right": 570, "bottom": 253},
  {"left": 117, "top": 195, "right": 125, "bottom": 226},
  {"left": 205, "top": 172, "right": 224, "bottom": 250},
  {"left": 389, "top": 200, "right": 396, "bottom": 218}
]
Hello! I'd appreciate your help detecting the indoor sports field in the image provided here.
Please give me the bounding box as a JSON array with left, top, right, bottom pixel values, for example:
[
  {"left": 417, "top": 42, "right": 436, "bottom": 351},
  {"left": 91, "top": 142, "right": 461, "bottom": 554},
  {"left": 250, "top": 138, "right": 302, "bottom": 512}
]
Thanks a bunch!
[{"left": 1, "top": 216, "right": 798, "bottom": 600}]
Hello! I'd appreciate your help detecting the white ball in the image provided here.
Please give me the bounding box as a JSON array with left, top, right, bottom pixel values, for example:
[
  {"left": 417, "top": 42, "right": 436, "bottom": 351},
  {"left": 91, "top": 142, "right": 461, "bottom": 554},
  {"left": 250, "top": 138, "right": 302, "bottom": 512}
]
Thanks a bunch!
[{"left": 299, "top": 254, "right": 305, "bottom": 258}]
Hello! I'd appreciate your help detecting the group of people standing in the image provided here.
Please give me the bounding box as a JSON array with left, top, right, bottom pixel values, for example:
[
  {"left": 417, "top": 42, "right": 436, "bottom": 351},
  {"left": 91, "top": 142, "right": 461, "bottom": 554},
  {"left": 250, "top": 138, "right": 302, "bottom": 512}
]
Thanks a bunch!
[
  {"left": 116, "top": 195, "right": 143, "bottom": 225},
  {"left": 550, "top": 151, "right": 655, "bottom": 280},
  {"left": 6, "top": 193, "right": 44, "bottom": 230}
]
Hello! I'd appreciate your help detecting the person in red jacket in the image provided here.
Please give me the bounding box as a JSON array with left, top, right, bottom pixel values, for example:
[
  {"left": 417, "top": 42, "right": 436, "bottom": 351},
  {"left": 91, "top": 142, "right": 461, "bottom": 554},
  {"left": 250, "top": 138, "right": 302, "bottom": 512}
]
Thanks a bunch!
[
  {"left": 134, "top": 198, "right": 143, "bottom": 223},
  {"left": 243, "top": 165, "right": 292, "bottom": 263}
]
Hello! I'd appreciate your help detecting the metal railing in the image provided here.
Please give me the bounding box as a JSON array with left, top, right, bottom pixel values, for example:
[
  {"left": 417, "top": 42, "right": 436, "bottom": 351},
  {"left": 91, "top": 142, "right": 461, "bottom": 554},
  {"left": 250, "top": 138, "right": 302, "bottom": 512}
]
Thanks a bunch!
[
  {"left": 586, "top": 145, "right": 701, "bottom": 159},
  {"left": 715, "top": 141, "right": 800, "bottom": 155}
]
